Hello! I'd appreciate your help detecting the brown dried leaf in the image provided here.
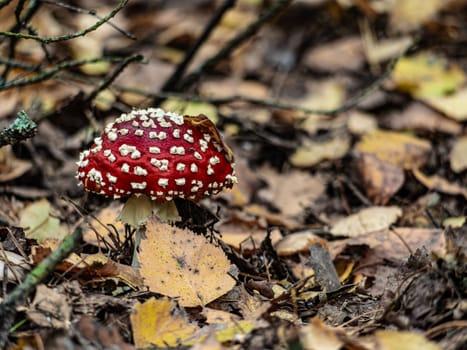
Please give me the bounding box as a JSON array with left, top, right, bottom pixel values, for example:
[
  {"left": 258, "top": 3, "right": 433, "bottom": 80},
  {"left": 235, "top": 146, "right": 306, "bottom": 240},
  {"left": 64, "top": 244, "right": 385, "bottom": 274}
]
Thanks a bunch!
[
  {"left": 413, "top": 168, "right": 467, "bottom": 199},
  {"left": 357, "top": 152, "right": 405, "bottom": 205},
  {"left": 355, "top": 130, "right": 431, "bottom": 169},
  {"left": 139, "top": 219, "right": 236, "bottom": 307},
  {"left": 27, "top": 285, "right": 71, "bottom": 329}
]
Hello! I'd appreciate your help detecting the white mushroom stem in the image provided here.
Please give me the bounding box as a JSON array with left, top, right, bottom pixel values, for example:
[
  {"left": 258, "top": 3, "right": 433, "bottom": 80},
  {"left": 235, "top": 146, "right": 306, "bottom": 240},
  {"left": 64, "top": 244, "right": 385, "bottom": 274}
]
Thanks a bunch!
[{"left": 117, "top": 194, "right": 181, "bottom": 266}]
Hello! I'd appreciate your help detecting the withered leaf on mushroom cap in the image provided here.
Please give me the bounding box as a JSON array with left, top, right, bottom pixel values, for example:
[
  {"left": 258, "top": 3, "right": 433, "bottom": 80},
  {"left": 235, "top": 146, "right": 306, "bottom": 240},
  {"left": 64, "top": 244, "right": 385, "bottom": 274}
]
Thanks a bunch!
[{"left": 76, "top": 108, "right": 237, "bottom": 202}]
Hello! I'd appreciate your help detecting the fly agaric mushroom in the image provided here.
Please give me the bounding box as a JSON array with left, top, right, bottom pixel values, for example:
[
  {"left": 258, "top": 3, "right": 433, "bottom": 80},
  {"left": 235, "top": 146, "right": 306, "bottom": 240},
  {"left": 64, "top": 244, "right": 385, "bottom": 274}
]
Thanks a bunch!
[{"left": 76, "top": 108, "right": 237, "bottom": 227}]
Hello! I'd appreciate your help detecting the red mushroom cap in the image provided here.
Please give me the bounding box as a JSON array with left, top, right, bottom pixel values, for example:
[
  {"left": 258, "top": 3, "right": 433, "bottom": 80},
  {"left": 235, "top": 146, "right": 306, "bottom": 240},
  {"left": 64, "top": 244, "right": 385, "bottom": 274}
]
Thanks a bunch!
[{"left": 76, "top": 108, "right": 237, "bottom": 202}]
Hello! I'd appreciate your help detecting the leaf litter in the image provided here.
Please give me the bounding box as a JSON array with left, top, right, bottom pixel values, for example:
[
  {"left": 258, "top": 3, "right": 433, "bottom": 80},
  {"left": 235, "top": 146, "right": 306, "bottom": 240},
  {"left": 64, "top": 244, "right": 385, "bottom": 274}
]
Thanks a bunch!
[{"left": 0, "top": 1, "right": 466, "bottom": 349}]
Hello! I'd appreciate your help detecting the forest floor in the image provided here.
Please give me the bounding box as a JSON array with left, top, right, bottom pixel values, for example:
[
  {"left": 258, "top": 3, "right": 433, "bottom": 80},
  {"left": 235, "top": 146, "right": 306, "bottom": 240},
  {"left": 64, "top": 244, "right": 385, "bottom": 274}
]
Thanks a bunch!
[{"left": 0, "top": 0, "right": 466, "bottom": 349}]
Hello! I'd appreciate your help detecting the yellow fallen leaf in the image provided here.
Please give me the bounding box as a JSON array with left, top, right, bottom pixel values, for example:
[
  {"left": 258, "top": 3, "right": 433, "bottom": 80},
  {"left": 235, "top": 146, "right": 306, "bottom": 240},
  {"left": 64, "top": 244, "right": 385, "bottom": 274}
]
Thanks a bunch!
[
  {"left": 423, "top": 87, "right": 467, "bottom": 121},
  {"left": 131, "top": 297, "right": 198, "bottom": 348},
  {"left": 290, "top": 137, "right": 350, "bottom": 167},
  {"left": 139, "top": 218, "right": 236, "bottom": 307},
  {"left": 330, "top": 206, "right": 402, "bottom": 237},
  {"left": 392, "top": 53, "right": 465, "bottom": 99},
  {"left": 356, "top": 130, "right": 431, "bottom": 169},
  {"left": 19, "top": 199, "right": 68, "bottom": 243},
  {"left": 450, "top": 136, "right": 467, "bottom": 173}
]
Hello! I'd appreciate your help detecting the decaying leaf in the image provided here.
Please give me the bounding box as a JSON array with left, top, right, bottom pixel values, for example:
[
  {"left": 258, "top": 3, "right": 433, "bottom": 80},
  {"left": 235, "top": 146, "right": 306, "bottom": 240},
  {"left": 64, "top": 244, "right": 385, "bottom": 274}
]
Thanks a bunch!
[
  {"left": 131, "top": 297, "right": 198, "bottom": 348},
  {"left": 27, "top": 285, "right": 71, "bottom": 329},
  {"left": 139, "top": 218, "right": 236, "bottom": 307},
  {"left": 355, "top": 130, "right": 431, "bottom": 169},
  {"left": 330, "top": 206, "right": 402, "bottom": 237},
  {"left": 19, "top": 199, "right": 68, "bottom": 243},
  {"left": 413, "top": 168, "right": 467, "bottom": 199},
  {"left": 450, "top": 136, "right": 467, "bottom": 173}
]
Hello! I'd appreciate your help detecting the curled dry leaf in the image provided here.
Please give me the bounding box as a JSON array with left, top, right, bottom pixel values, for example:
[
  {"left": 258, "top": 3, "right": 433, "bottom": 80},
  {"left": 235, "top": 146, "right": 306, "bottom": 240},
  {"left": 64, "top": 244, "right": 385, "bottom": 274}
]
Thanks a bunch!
[
  {"left": 330, "top": 206, "right": 402, "bottom": 237},
  {"left": 139, "top": 218, "right": 236, "bottom": 307},
  {"left": 450, "top": 136, "right": 467, "bottom": 173},
  {"left": 413, "top": 168, "right": 467, "bottom": 199},
  {"left": 131, "top": 297, "right": 198, "bottom": 349}
]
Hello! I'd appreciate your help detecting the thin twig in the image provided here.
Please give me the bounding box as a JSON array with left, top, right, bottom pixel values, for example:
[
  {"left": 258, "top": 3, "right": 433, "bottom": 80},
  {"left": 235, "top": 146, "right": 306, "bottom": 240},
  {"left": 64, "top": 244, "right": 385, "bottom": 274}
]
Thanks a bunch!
[
  {"left": 0, "top": 56, "right": 136, "bottom": 91},
  {"left": 176, "top": 0, "right": 293, "bottom": 92},
  {"left": 40, "top": 0, "right": 136, "bottom": 40},
  {"left": 0, "top": 0, "right": 129, "bottom": 44},
  {"left": 157, "top": 0, "right": 236, "bottom": 99}
]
